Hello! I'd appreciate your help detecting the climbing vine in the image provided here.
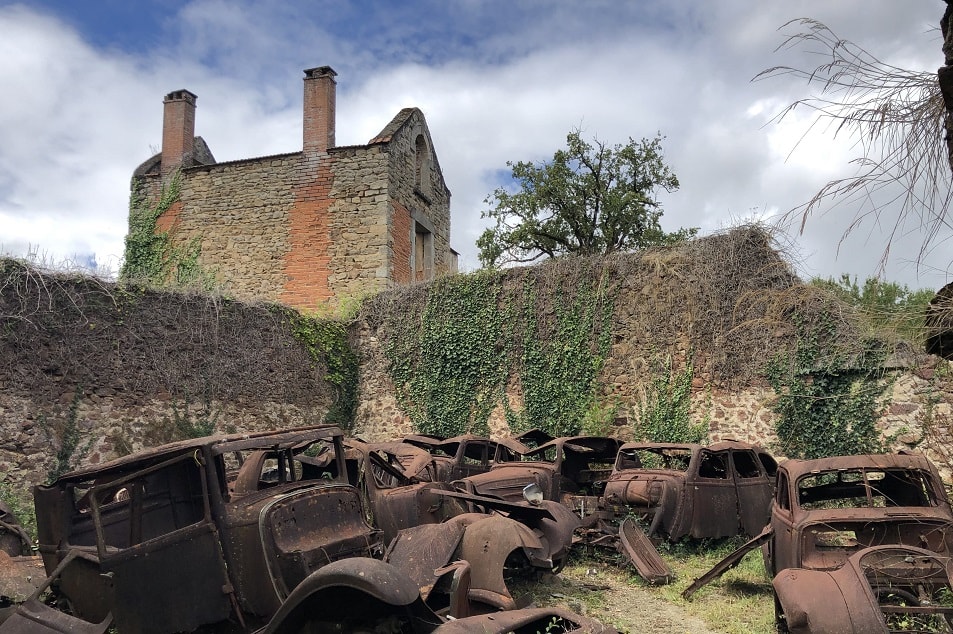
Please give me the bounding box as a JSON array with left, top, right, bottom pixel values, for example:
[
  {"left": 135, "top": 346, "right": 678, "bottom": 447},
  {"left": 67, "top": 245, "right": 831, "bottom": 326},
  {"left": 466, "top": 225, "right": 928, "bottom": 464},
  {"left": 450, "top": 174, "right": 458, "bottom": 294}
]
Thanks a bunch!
[
  {"left": 766, "top": 312, "right": 891, "bottom": 459},
  {"left": 41, "top": 389, "right": 93, "bottom": 483},
  {"left": 120, "top": 172, "right": 212, "bottom": 289},
  {"left": 286, "top": 310, "right": 359, "bottom": 430},
  {"left": 382, "top": 265, "right": 615, "bottom": 439},
  {"left": 508, "top": 277, "right": 614, "bottom": 437},
  {"left": 386, "top": 271, "right": 510, "bottom": 437},
  {"left": 631, "top": 354, "right": 708, "bottom": 444}
]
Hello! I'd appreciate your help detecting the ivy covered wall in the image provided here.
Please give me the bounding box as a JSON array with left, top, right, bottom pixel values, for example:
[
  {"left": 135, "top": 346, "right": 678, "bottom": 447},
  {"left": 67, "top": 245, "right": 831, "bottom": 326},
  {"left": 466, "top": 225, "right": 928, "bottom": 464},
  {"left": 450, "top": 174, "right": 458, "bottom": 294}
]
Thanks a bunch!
[{"left": 351, "top": 227, "right": 953, "bottom": 468}]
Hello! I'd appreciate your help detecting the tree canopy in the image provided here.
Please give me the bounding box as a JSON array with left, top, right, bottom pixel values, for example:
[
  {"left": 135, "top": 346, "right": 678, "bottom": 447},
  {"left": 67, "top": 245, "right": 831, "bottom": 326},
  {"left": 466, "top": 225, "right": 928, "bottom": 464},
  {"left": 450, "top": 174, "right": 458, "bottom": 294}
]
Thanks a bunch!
[{"left": 477, "top": 130, "right": 697, "bottom": 267}]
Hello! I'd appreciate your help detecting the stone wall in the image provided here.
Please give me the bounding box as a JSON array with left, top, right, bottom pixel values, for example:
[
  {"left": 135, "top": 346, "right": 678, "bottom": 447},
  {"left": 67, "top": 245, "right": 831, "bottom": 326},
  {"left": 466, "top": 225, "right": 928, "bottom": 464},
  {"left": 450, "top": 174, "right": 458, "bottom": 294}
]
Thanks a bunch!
[
  {"left": 153, "top": 155, "right": 299, "bottom": 302},
  {"left": 0, "top": 260, "right": 334, "bottom": 495},
  {"left": 349, "top": 231, "right": 953, "bottom": 477}
]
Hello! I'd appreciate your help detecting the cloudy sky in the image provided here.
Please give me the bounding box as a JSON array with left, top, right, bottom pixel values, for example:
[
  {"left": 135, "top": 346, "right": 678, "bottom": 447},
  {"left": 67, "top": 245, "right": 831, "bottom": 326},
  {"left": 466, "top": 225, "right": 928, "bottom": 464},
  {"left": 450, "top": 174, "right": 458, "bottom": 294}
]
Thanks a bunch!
[{"left": 1, "top": 1, "right": 950, "bottom": 291}]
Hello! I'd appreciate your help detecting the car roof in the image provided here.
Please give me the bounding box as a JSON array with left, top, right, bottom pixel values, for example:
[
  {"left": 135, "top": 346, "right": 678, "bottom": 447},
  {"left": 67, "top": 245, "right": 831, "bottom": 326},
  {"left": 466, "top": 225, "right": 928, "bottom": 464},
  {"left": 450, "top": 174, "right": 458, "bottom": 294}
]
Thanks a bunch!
[
  {"left": 779, "top": 452, "right": 938, "bottom": 480},
  {"left": 53, "top": 425, "right": 344, "bottom": 482}
]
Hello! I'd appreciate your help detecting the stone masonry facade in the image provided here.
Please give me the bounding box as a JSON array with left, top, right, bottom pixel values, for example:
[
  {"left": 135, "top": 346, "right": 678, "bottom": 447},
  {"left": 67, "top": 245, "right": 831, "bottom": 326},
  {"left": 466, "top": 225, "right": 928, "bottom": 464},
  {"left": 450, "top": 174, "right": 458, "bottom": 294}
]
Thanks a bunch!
[{"left": 130, "top": 67, "right": 456, "bottom": 310}]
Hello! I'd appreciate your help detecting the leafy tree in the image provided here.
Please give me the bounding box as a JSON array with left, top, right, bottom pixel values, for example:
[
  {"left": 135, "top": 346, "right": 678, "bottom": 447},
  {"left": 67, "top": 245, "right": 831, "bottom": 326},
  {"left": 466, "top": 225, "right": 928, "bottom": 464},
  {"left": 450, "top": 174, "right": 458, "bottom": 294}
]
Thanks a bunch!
[{"left": 478, "top": 130, "right": 696, "bottom": 267}]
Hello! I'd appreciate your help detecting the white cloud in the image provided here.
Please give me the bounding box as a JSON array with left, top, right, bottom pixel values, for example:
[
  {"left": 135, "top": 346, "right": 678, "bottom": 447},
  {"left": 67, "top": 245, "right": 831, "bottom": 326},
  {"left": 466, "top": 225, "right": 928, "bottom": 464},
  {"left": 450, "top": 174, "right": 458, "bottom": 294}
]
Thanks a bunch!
[{"left": 0, "top": 0, "right": 949, "bottom": 290}]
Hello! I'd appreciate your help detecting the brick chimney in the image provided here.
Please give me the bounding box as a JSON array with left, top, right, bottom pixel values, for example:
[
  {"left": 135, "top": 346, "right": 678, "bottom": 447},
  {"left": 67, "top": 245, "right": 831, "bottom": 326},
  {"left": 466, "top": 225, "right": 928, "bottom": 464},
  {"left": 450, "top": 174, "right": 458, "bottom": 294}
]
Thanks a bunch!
[
  {"left": 161, "top": 89, "right": 197, "bottom": 175},
  {"left": 303, "top": 66, "right": 337, "bottom": 154}
]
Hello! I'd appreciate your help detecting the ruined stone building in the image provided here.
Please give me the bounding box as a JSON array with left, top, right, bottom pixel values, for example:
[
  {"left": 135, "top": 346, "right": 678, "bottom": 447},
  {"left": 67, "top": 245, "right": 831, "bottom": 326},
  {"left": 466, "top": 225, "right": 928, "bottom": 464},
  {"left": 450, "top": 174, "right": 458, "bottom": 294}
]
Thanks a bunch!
[{"left": 128, "top": 66, "right": 457, "bottom": 309}]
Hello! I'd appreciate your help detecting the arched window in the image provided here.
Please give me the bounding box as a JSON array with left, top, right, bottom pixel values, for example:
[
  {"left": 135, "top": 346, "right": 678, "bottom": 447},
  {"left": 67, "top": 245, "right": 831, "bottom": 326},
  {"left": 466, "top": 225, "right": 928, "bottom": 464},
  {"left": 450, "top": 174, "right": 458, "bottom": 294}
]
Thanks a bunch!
[{"left": 414, "top": 134, "right": 430, "bottom": 193}]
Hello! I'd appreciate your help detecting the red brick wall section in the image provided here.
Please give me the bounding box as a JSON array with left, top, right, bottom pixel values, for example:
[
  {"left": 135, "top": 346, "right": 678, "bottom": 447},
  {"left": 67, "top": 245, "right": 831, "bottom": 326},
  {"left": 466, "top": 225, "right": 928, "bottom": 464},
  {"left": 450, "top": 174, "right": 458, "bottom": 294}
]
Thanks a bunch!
[
  {"left": 282, "top": 155, "right": 334, "bottom": 308},
  {"left": 392, "top": 202, "right": 412, "bottom": 285},
  {"left": 154, "top": 200, "right": 182, "bottom": 234}
]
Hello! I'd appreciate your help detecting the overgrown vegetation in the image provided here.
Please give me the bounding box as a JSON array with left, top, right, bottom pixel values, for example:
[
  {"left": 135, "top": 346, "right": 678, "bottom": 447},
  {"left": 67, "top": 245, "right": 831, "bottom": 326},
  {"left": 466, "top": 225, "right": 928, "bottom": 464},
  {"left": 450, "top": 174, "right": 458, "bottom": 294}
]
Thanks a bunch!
[
  {"left": 120, "top": 172, "right": 214, "bottom": 289},
  {"left": 631, "top": 355, "right": 709, "bottom": 444},
  {"left": 0, "top": 480, "right": 36, "bottom": 543},
  {"left": 766, "top": 311, "right": 891, "bottom": 459},
  {"left": 286, "top": 310, "right": 359, "bottom": 430},
  {"left": 515, "top": 543, "right": 774, "bottom": 634},
  {"left": 381, "top": 266, "right": 614, "bottom": 438},
  {"left": 508, "top": 277, "right": 614, "bottom": 437},
  {"left": 812, "top": 274, "right": 935, "bottom": 345}
]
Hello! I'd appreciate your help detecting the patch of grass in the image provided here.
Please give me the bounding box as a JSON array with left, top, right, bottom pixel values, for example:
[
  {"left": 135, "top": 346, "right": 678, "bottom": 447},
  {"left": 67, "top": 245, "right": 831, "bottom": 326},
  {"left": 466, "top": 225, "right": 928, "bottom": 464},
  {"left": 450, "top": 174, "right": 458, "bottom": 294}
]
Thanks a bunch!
[
  {"left": 514, "top": 543, "right": 776, "bottom": 634},
  {"left": 656, "top": 539, "right": 775, "bottom": 634}
]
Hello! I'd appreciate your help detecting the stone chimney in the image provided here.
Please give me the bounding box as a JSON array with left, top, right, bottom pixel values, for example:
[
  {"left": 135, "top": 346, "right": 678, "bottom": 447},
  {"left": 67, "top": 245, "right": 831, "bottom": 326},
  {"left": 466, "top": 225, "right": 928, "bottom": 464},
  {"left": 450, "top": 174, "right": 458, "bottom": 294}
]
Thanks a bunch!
[
  {"left": 161, "top": 89, "right": 197, "bottom": 175},
  {"left": 303, "top": 66, "right": 337, "bottom": 154}
]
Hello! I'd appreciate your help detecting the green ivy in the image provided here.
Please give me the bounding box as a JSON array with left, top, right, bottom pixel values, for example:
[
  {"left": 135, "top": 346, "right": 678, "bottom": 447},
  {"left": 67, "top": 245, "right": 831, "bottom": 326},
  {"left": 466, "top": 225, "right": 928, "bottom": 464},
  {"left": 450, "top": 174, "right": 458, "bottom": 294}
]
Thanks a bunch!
[
  {"left": 631, "top": 354, "right": 708, "bottom": 444},
  {"left": 121, "top": 172, "right": 213, "bottom": 289},
  {"left": 511, "top": 278, "right": 614, "bottom": 437},
  {"left": 386, "top": 271, "right": 509, "bottom": 437},
  {"left": 766, "top": 313, "right": 890, "bottom": 459},
  {"left": 383, "top": 268, "right": 614, "bottom": 438},
  {"left": 287, "top": 311, "right": 359, "bottom": 430}
]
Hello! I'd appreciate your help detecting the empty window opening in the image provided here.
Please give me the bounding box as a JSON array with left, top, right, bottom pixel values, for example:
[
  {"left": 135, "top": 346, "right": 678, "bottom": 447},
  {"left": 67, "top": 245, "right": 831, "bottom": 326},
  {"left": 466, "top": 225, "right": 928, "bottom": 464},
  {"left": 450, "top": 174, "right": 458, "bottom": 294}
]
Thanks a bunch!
[{"left": 414, "top": 222, "right": 433, "bottom": 281}]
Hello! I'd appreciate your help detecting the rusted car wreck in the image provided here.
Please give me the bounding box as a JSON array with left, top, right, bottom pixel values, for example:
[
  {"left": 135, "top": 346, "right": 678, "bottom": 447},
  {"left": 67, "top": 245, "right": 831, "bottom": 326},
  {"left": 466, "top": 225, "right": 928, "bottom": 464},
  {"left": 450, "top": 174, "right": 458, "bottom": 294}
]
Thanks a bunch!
[
  {"left": 685, "top": 452, "right": 953, "bottom": 634},
  {"left": 603, "top": 440, "right": 777, "bottom": 540},
  {"left": 0, "top": 426, "right": 610, "bottom": 633},
  {"left": 3, "top": 426, "right": 382, "bottom": 633},
  {"left": 458, "top": 435, "right": 622, "bottom": 506}
]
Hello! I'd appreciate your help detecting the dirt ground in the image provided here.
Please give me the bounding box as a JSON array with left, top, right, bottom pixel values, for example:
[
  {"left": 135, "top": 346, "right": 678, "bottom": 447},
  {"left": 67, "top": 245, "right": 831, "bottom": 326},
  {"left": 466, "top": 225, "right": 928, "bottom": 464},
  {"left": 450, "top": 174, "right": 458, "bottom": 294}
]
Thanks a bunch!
[{"left": 527, "top": 565, "right": 719, "bottom": 634}]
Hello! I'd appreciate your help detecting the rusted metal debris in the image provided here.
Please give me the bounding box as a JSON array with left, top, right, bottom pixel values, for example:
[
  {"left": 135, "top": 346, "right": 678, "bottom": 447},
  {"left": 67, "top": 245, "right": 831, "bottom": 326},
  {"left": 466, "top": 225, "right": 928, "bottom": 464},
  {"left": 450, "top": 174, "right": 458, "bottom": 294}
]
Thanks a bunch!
[
  {"left": 256, "top": 557, "right": 619, "bottom": 633},
  {"left": 683, "top": 452, "right": 953, "bottom": 633},
  {"left": 617, "top": 518, "right": 674, "bottom": 585}
]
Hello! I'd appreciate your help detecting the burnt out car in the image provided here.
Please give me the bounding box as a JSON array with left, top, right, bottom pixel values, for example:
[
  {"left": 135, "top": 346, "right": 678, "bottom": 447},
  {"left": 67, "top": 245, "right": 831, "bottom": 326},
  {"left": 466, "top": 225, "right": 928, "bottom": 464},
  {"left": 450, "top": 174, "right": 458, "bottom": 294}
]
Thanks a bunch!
[
  {"left": 457, "top": 435, "right": 622, "bottom": 507},
  {"left": 774, "top": 545, "right": 953, "bottom": 634},
  {"left": 1, "top": 425, "right": 383, "bottom": 634},
  {"left": 603, "top": 441, "right": 777, "bottom": 540},
  {"left": 684, "top": 453, "right": 953, "bottom": 633},
  {"left": 401, "top": 434, "right": 521, "bottom": 482},
  {"left": 343, "top": 440, "right": 579, "bottom": 588},
  {"left": 344, "top": 439, "right": 464, "bottom": 542}
]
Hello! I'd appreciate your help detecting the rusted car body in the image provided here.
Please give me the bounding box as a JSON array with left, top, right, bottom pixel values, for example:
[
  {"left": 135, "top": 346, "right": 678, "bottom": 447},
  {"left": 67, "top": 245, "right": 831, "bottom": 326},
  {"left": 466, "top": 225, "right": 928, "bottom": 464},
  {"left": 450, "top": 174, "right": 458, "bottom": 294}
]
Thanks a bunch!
[
  {"left": 344, "top": 439, "right": 466, "bottom": 542},
  {"left": 684, "top": 453, "right": 953, "bottom": 633},
  {"left": 344, "top": 440, "right": 579, "bottom": 585},
  {"left": 458, "top": 436, "right": 622, "bottom": 506},
  {"left": 401, "top": 434, "right": 521, "bottom": 482},
  {"left": 775, "top": 545, "right": 953, "bottom": 634},
  {"left": 1, "top": 425, "right": 383, "bottom": 634},
  {"left": 256, "top": 557, "right": 618, "bottom": 633},
  {"left": 603, "top": 441, "right": 777, "bottom": 540}
]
